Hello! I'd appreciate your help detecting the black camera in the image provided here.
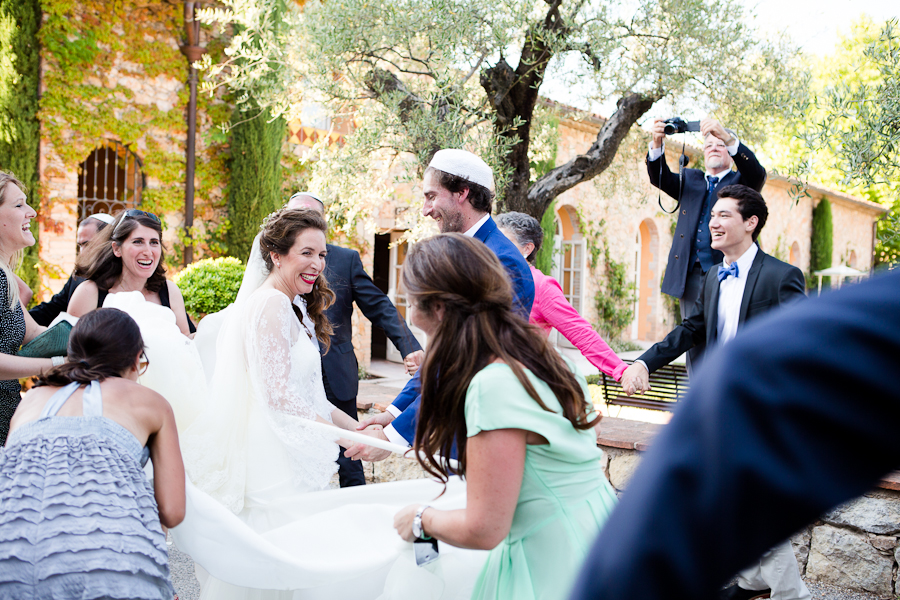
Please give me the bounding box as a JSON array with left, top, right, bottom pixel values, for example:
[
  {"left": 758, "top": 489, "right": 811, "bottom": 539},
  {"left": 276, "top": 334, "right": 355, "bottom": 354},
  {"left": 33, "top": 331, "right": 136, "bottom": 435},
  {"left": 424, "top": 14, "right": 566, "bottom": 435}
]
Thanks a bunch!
[{"left": 663, "top": 117, "right": 701, "bottom": 135}]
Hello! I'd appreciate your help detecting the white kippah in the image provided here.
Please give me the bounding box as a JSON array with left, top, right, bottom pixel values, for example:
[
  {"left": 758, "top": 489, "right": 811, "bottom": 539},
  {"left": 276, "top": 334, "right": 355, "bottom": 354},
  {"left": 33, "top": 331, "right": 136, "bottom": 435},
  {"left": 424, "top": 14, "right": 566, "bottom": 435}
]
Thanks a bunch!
[
  {"left": 428, "top": 149, "right": 494, "bottom": 191},
  {"left": 86, "top": 213, "right": 115, "bottom": 225},
  {"left": 289, "top": 191, "right": 323, "bottom": 205}
]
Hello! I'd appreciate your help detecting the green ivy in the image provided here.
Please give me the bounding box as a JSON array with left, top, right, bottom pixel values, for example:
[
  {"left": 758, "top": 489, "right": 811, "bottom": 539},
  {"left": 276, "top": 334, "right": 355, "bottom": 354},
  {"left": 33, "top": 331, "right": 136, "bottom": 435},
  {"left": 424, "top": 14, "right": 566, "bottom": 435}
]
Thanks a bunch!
[
  {"left": 36, "top": 0, "right": 232, "bottom": 267},
  {"left": 0, "top": 0, "right": 42, "bottom": 298},
  {"left": 594, "top": 245, "right": 635, "bottom": 341}
]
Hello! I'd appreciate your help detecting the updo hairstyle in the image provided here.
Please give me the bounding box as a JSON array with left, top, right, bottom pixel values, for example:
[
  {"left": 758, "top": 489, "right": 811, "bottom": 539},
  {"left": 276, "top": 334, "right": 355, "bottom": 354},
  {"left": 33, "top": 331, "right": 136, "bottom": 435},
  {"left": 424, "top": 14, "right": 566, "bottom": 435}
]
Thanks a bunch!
[
  {"left": 258, "top": 208, "right": 335, "bottom": 351},
  {"left": 76, "top": 210, "right": 167, "bottom": 292},
  {"left": 36, "top": 308, "right": 144, "bottom": 387}
]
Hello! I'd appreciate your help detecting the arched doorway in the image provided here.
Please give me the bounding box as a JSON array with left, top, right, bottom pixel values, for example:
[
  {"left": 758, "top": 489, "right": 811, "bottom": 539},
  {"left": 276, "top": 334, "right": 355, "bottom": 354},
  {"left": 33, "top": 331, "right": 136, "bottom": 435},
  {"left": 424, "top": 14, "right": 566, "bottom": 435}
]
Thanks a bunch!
[
  {"left": 848, "top": 250, "right": 858, "bottom": 269},
  {"left": 77, "top": 141, "right": 143, "bottom": 228},
  {"left": 632, "top": 219, "right": 659, "bottom": 341},
  {"left": 789, "top": 241, "right": 801, "bottom": 268}
]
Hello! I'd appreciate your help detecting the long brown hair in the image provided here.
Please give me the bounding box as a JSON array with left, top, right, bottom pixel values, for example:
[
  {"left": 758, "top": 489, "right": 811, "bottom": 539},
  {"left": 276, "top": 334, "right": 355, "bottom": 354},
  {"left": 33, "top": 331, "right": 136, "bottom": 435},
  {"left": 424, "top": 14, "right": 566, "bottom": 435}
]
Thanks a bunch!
[
  {"left": 75, "top": 210, "right": 168, "bottom": 293},
  {"left": 37, "top": 308, "right": 144, "bottom": 387},
  {"left": 259, "top": 208, "right": 335, "bottom": 351},
  {"left": 406, "top": 234, "right": 598, "bottom": 483}
]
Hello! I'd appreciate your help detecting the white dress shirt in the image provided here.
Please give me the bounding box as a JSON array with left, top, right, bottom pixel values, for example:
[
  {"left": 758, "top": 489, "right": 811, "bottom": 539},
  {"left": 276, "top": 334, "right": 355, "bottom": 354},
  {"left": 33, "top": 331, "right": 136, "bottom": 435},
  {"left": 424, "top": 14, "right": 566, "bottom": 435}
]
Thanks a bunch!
[{"left": 717, "top": 243, "right": 758, "bottom": 344}]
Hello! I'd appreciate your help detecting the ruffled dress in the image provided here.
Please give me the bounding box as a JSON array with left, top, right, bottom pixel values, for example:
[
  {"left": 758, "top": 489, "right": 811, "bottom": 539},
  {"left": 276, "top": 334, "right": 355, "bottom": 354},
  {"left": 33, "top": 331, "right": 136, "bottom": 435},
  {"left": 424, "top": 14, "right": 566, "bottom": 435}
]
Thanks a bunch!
[
  {"left": 0, "top": 380, "right": 174, "bottom": 599},
  {"left": 465, "top": 364, "right": 618, "bottom": 600}
]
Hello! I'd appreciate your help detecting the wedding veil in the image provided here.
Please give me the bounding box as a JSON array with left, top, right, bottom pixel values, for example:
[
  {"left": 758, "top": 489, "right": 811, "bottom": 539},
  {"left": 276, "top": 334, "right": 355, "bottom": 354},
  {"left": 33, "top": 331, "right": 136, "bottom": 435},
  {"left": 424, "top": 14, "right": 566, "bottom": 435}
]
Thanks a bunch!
[{"left": 180, "top": 233, "right": 272, "bottom": 513}]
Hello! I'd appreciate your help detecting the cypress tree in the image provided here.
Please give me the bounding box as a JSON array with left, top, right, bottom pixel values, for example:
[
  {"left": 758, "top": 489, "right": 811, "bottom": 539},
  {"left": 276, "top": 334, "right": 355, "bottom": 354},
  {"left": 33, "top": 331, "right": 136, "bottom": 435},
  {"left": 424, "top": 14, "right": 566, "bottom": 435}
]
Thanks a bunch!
[
  {"left": 0, "top": 0, "right": 42, "bottom": 297},
  {"left": 810, "top": 198, "right": 833, "bottom": 288},
  {"left": 226, "top": 105, "right": 287, "bottom": 261}
]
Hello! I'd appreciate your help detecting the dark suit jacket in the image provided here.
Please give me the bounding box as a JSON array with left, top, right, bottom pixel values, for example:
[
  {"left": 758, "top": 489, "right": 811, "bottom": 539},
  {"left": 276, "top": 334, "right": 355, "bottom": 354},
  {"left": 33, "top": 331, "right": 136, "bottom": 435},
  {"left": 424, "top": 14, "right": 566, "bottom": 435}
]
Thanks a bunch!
[
  {"left": 571, "top": 270, "right": 900, "bottom": 600},
  {"left": 322, "top": 244, "right": 422, "bottom": 402},
  {"left": 639, "top": 248, "right": 805, "bottom": 373},
  {"left": 388, "top": 216, "right": 536, "bottom": 443},
  {"left": 29, "top": 274, "right": 85, "bottom": 326},
  {"left": 648, "top": 143, "right": 767, "bottom": 299}
]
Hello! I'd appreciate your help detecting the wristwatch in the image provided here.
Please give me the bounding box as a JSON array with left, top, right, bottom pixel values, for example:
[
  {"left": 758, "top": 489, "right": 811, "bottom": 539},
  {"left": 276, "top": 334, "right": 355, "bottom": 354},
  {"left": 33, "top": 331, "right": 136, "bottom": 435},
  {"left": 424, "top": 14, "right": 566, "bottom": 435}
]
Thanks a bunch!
[{"left": 412, "top": 504, "right": 431, "bottom": 540}]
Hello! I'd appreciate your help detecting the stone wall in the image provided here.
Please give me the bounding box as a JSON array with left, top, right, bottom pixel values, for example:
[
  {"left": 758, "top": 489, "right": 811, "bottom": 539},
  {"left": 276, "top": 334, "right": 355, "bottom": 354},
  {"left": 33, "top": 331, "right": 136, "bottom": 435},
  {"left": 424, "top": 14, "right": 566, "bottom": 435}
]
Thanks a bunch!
[{"left": 595, "top": 416, "right": 900, "bottom": 596}]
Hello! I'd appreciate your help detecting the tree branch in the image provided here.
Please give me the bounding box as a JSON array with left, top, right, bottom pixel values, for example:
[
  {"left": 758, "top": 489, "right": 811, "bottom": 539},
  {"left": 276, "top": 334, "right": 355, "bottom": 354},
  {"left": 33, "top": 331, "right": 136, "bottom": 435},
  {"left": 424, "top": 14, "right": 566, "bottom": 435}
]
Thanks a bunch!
[{"left": 527, "top": 92, "right": 659, "bottom": 211}]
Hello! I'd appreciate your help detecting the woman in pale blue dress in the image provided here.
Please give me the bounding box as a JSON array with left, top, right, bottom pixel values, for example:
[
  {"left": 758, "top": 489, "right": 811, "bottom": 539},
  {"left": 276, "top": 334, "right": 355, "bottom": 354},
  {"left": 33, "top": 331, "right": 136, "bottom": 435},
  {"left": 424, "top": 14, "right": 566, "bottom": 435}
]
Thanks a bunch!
[
  {"left": 393, "top": 233, "right": 617, "bottom": 600},
  {"left": 0, "top": 308, "right": 185, "bottom": 599}
]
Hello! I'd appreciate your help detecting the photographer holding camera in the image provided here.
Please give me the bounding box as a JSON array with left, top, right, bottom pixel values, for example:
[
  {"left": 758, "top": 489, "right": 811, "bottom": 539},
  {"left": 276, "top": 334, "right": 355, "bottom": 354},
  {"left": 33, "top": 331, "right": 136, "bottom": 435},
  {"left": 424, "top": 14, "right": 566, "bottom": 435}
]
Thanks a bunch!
[{"left": 647, "top": 117, "right": 766, "bottom": 369}]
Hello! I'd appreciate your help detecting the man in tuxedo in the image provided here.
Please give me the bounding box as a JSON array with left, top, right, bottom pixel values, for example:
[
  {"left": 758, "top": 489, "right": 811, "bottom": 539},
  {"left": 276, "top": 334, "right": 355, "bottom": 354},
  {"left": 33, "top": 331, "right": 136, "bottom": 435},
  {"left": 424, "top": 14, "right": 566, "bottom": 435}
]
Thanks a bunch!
[
  {"left": 286, "top": 193, "right": 424, "bottom": 487},
  {"left": 345, "top": 149, "right": 535, "bottom": 460},
  {"left": 620, "top": 184, "right": 807, "bottom": 600},
  {"left": 29, "top": 213, "right": 115, "bottom": 326},
  {"left": 570, "top": 269, "right": 900, "bottom": 600},
  {"left": 648, "top": 118, "right": 767, "bottom": 369}
]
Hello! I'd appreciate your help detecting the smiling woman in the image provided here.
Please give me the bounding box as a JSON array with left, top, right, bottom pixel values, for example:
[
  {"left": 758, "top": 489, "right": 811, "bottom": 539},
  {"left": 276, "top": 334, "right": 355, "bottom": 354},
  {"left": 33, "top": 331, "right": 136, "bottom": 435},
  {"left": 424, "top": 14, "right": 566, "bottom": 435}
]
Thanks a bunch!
[
  {"left": 67, "top": 210, "right": 192, "bottom": 337},
  {"left": 0, "top": 172, "right": 57, "bottom": 445}
]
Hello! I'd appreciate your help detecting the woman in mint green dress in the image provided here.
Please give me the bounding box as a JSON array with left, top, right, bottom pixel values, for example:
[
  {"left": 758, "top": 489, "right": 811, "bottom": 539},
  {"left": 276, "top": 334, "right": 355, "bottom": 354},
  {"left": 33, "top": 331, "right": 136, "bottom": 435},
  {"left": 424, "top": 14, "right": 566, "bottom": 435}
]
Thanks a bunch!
[{"left": 393, "top": 233, "right": 617, "bottom": 600}]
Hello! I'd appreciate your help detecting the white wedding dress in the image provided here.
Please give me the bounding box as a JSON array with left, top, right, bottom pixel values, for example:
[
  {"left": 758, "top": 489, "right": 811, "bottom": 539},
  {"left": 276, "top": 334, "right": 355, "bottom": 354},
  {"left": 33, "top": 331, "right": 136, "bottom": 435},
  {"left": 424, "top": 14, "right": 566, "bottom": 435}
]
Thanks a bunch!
[{"left": 135, "top": 245, "right": 488, "bottom": 599}]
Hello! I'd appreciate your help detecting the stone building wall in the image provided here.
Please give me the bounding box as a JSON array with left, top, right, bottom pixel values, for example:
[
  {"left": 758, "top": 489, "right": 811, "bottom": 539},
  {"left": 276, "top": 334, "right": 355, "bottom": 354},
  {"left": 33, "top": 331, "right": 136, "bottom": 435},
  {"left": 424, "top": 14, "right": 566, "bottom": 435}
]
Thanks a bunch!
[{"left": 36, "top": 4, "right": 229, "bottom": 299}]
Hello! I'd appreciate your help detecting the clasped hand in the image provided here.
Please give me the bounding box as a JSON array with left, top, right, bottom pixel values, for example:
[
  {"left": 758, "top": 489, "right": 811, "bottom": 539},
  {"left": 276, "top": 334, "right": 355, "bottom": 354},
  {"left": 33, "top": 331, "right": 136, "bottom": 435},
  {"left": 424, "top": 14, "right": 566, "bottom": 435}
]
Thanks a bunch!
[
  {"left": 620, "top": 363, "right": 651, "bottom": 396},
  {"left": 343, "top": 411, "right": 396, "bottom": 462}
]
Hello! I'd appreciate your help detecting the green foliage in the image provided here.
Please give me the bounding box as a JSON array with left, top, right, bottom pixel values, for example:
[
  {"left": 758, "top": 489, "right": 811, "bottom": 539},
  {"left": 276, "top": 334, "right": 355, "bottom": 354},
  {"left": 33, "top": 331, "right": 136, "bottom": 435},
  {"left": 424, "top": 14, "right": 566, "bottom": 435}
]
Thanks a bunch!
[
  {"left": 767, "top": 18, "right": 900, "bottom": 268},
  {"left": 594, "top": 246, "right": 635, "bottom": 342},
  {"left": 0, "top": 0, "right": 41, "bottom": 297},
  {"left": 174, "top": 257, "right": 245, "bottom": 320},
  {"left": 197, "top": 0, "right": 801, "bottom": 233},
  {"left": 534, "top": 200, "right": 557, "bottom": 276},
  {"left": 226, "top": 104, "right": 287, "bottom": 260},
  {"left": 810, "top": 199, "right": 833, "bottom": 287}
]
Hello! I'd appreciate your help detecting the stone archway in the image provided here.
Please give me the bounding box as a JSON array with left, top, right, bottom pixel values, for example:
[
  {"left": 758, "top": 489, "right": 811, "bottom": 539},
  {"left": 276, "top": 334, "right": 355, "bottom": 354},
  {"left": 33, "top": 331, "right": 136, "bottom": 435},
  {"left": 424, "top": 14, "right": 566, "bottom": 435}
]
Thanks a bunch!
[{"left": 633, "top": 219, "right": 660, "bottom": 341}]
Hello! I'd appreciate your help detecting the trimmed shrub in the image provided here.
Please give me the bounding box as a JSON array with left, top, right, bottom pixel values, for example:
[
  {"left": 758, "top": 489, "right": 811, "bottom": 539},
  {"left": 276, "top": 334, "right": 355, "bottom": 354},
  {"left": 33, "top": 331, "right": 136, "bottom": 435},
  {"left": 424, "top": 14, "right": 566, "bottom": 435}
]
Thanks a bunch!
[
  {"left": 810, "top": 198, "right": 833, "bottom": 288},
  {"left": 534, "top": 200, "right": 557, "bottom": 276},
  {"left": 174, "top": 257, "right": 245, "bottom": 321}
]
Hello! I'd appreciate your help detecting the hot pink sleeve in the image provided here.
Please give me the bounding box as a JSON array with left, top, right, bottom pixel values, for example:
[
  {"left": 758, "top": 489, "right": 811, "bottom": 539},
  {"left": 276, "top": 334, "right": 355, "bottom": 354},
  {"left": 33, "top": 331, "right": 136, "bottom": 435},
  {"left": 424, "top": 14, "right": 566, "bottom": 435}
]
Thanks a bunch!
[{"left": 537, "top": 274, "right": 627, "bottom": 380}]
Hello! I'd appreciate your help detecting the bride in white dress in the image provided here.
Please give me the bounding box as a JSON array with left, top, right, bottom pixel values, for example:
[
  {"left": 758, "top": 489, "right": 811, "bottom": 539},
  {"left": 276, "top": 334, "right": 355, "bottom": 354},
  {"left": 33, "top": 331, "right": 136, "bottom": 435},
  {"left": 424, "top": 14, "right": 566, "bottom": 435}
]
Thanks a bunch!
[{"left": 172, "top": 208, "right": 485, "bottom": 599}]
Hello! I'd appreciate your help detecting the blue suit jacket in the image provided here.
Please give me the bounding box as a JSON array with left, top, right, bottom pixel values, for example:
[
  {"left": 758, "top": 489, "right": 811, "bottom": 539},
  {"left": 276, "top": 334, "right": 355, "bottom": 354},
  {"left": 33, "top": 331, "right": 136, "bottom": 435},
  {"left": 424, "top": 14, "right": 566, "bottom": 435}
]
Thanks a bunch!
[
  {"left": 389, "top": 216, "right": 535, "bottom": 443},
  {"left": 648, "top": 143, "right": 766, "bottom": 299},
  {"left": 570, "top": 270, "right": 900, "bottom": 600},
  {"left": 322, "top": 244, "right": 422, "bottom": 402}
]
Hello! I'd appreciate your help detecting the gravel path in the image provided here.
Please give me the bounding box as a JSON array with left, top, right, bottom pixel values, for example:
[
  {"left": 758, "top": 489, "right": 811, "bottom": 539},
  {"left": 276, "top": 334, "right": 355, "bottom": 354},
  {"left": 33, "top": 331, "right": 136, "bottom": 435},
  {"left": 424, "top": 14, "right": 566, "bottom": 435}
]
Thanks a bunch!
[{"left": 169, "top": 544, "right": 890, "bottom": 600}]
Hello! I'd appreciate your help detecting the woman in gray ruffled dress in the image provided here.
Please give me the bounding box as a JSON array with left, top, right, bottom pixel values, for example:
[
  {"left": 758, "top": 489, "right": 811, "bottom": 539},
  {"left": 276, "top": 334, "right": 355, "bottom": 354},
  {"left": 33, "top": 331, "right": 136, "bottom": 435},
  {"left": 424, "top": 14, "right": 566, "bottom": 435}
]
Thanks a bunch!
[{"left": 0, "top": 307, "right": 185, "bottom": 599}]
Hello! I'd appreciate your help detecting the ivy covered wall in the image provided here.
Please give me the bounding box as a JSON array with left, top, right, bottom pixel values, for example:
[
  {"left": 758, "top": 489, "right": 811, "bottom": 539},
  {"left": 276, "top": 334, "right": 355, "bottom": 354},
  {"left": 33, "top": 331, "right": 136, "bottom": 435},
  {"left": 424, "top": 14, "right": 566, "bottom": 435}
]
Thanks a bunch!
[
  {"left": 0, "top": 0, "right": 42, "bottom": 293},
  {"left": 35, "top": 0, "right": 231, "bottom": 296}
]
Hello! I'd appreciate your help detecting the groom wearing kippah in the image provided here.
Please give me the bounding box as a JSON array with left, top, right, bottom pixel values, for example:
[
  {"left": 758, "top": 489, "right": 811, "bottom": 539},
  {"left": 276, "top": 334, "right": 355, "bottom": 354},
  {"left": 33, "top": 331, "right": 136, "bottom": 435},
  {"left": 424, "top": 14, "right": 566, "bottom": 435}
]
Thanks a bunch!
[
  {"left": 345, "top": 149, "right": 535, "bottom": 460},
  {"left": 620, "top": 184, "right": 809, "bottom": 600}
]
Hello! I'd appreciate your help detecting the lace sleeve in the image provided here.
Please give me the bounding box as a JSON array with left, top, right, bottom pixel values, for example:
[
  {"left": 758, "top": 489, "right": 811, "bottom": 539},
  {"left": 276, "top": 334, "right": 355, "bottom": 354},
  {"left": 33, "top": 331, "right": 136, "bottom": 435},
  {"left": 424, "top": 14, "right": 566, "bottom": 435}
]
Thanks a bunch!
[
  {"left": 245, "top": 291, "right": 338, "bottom": 489},
  {"left": 246, "top": 292, "right": 332, "bottom": 420}
]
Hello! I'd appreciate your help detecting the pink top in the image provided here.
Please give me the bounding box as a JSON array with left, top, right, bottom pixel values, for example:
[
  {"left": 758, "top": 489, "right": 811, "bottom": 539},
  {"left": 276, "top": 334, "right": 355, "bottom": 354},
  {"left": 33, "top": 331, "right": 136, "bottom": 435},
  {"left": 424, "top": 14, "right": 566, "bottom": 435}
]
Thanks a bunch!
[{"left": 529, "top": 266, "right": 627, "bottom": 381}]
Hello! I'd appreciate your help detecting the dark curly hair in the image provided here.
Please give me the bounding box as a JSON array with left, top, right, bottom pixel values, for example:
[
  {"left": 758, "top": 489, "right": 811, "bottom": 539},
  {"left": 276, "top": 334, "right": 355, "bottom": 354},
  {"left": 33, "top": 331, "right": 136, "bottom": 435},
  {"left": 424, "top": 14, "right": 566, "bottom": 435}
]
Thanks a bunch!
[
  {"left": 75, "top": 210, "right": 168, "bottom": 292},
  {"left": 36, "top": 308, "right": 144, "bottom": 387},
  {"left": 258, "top": 208, "right": 336, "bottom": 352}
]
